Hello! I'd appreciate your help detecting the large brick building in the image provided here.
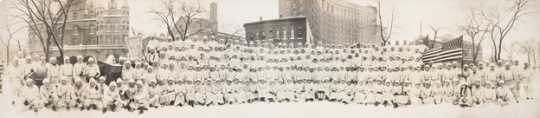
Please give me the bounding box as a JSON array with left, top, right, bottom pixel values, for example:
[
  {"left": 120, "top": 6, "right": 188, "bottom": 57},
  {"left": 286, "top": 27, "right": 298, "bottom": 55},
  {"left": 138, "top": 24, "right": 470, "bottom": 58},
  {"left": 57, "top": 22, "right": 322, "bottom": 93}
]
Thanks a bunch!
[
  {"left": 281, "top": 0, "right": 381, "bottom": 46},
  {"left": 244, "top": 0, "right": 380, "bottom": 47},
  {"left": 244, "top": 16, "right": 307, "bottom": 47},
  {"left": 28, "top": 0, "right": 129, "bottom": 60}
]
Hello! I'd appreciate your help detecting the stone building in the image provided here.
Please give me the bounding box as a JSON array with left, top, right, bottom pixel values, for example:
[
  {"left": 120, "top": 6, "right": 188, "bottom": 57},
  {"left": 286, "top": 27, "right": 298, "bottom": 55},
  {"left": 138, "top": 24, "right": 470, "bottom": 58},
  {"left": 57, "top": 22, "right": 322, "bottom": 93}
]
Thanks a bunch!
[
  {"left": 244, "top": 0, "right": 382, "bottom": 47},
  {"left": 28, "top": 0, "right": 129, "bottom": 60},
  {"left": 243, "top": 17, "right": 307, "bottom": 47},
  {"left": 279, "top": 0, "right": 381, "bottom": 46}
]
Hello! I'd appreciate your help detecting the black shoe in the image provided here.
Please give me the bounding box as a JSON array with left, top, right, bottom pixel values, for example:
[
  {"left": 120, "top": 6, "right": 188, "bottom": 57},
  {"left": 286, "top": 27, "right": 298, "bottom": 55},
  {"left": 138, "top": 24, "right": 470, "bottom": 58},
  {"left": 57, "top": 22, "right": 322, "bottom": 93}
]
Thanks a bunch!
[
  {"left": 111, "top": 106, "right": 117, "bottom": 112},
  {"left": 91, "top": 104, "right": 97, "bottom": 110},
  {"left": 139, "top": 109, "right": 144, "bottom": 114},
  {"left": 137, "top": 107, "right": 147, "bottom": 114}
]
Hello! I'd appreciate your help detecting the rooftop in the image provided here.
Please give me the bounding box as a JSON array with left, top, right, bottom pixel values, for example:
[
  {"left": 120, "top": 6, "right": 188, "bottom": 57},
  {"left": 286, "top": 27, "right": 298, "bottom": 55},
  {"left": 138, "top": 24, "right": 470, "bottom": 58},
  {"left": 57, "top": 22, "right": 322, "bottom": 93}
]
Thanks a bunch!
[{"left": 243, "top": 16, "right": 306, "bottom": 26}]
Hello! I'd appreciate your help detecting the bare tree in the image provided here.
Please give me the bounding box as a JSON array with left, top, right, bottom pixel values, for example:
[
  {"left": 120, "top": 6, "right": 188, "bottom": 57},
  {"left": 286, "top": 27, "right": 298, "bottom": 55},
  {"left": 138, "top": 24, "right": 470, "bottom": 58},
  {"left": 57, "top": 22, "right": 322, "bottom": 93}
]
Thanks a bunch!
[
  {"left": 151, "top": 0, "right": 205, "bottom": 42},
  {"left": 429, "top": 25, "right": 440, "bottom": 48},
  {"left": 482, "top": 0, "right": 531, "bottom": 63},
  {"left": 14, "top": 0, "right": 77, "bottom": 61},
  {"left": 151, "top": 0, "right": 179, "bottom": 42},
  {"left": 0, "top": 18, "right": 24, "bottom": 64},
  {"left": 515, "top": 39, "right": 538, "bottom": 65},
  {"left": 460, "top": 9, "right": 488, "bottom": 65},
  {"left": 376, "top": 0, "right": 395, "bottom": 46}
]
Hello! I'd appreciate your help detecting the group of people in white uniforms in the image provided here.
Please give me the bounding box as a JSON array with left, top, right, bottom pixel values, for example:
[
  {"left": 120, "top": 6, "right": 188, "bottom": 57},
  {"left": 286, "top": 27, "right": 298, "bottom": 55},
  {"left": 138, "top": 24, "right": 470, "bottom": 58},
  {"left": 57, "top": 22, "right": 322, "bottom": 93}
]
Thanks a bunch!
[{"left": 0, "top": 39, "right": 537, "bottom": 114}]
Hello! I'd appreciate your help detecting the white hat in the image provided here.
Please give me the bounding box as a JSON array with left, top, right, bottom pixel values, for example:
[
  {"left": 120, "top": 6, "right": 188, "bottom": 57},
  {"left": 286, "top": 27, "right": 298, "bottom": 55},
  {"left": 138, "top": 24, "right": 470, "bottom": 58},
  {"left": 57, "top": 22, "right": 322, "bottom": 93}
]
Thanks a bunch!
[
  {"left": 116, "top": 78, "right": 123, "bottom": 84},
  {"left": 88, "top": 57, "right": 96, "bottom": 63},
  {"left": 99, "top": 76, "right": 106, "bottom": 81},
  {"left": 89, "top": 78, "right": 97, "bottom": 83},
  {"left": 109, "top": 82, "right": 117, "bottom": 87},
  {"left": 43, "top": 78, "right": 50, "bottom": 84},
  {"left": 74, "top": 78, "right": 82, "bottom": 83},
  {"left": 26, "top": 79, "right": 34, "bottom": 84},
  {"left": 49, "top": 57, "right": 57, "bottom": 61}
]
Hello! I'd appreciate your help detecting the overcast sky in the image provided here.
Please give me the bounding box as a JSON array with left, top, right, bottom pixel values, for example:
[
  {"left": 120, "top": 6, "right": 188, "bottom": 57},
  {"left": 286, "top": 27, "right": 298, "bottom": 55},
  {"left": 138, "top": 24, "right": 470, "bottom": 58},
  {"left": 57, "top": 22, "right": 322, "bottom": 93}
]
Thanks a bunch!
[{"left": 1, "top": 0, "right": 539, "bottom": 46}]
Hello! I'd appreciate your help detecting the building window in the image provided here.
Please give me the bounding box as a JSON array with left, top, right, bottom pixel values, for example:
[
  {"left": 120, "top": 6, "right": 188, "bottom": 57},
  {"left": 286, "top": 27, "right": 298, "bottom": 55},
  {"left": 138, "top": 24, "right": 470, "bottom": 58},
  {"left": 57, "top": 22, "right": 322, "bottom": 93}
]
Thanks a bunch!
[{"left": 291, "top": 29, "right": 295, "bottom": 40}]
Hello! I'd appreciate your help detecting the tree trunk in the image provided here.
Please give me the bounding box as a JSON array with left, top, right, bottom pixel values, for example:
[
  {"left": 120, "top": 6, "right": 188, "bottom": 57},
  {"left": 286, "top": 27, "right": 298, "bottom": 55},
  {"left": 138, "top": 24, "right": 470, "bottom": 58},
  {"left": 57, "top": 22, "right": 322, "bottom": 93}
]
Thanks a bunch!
[
  {"left": 6, "top": 44, "right": 10, "bottom": 64},
  {"left": 59, "top": 47, "right": 64, "bottom": 64},
  {"left": 471, "top": 38, "right": 477, "bottom": 65},
  {"left": 377, "top": 0, "right": 385, "bottom": 46},
  {"left": 527, "top": 52, "right": 531, "bottom": 64},
  {"left": 45, "top": 35, "right": 51, "bottom": 61},
  {"left": 533, "top": 52, "right": 537, "bottom": 66},
  {"left": 166, "top": 25, "right": 176, "bottom": 41},
  {"left": 497, "top": 38, "right": 503, "bottom": 62},
  {"left": 17, "top": 40, "right": 22, "bottom": 51},
  {"left": 491, "top": 38, "right": 498, "bottom": 63}
]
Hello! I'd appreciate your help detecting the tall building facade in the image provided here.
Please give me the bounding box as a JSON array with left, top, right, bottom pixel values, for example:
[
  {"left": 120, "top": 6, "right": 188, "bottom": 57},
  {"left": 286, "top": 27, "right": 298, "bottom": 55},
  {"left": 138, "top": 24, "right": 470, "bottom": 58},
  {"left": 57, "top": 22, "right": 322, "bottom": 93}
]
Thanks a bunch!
[
  {"left": 244, "top": 16, "right": 307, "bottom": 47},
  {"left": 209, "top": 2, "right": 218, "bottom": 33},
  {"left": 278, "top": 0, "right": 380, "bottom": 46},
  {"left": 28, "top": 0, "right": 129, "bottom": 60}
]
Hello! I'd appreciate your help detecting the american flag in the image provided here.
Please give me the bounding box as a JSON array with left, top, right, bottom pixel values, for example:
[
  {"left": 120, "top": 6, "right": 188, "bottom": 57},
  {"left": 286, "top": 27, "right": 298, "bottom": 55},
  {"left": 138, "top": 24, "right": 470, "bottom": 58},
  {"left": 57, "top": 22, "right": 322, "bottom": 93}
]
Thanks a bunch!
[{"left": 421, "top": 36, "right": 464, "bottom": 64}]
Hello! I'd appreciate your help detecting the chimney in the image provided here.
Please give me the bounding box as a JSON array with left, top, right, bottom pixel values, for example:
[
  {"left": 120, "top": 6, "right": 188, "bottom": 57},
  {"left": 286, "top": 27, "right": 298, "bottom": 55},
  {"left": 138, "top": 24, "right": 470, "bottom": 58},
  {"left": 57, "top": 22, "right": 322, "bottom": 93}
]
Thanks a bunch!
[{"left": 210, "top": 2, "right": 218, "bottom": 32}]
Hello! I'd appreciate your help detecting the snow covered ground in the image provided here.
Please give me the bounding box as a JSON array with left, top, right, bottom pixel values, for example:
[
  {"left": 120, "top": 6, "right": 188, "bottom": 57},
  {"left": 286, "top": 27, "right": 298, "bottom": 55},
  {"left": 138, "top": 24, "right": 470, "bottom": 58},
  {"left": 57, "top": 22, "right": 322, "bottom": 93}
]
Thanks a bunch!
[
  {"left": 0, "top": 100, "right": 538, "bottom": 118},
  {"left": 1, "top": 74, "right": 539, "bottom": 118}
]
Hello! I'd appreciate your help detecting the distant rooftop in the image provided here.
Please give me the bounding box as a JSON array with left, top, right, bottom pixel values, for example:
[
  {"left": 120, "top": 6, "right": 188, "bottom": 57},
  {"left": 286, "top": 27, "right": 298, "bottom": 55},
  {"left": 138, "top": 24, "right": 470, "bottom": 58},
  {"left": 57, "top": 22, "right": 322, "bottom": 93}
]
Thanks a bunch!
[{"left": 244, "top": 16, "right": 306, "bottom": 26}]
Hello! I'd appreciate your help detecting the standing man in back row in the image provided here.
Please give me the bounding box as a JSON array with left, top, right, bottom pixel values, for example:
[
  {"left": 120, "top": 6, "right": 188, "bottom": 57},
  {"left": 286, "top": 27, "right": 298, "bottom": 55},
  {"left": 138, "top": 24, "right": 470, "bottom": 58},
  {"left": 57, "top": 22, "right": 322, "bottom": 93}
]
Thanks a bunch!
[
  {"left": 83, "top": 57, "right": 100, "bottom": 82},
  {"left": 73, "top": 56, "right": 86, "bottom": 83}
]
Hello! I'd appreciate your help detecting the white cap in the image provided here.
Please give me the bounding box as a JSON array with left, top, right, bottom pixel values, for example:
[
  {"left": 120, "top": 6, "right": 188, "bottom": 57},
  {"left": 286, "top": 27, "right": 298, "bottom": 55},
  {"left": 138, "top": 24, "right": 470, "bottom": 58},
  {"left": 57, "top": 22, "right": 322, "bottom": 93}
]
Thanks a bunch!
[
  {"left": 43, "top": 78, "right": 50, "bottom": 84},
  {"left": 99, "top": 76, "right": 106, "bottom": 81},
  {"left": 109, "top": 81, "right": 117, "bottom": 87}
]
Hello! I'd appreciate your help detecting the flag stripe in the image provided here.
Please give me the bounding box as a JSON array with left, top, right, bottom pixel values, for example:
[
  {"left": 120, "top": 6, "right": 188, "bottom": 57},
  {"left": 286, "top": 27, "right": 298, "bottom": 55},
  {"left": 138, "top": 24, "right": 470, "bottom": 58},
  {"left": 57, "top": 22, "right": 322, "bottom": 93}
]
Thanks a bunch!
[
  {"left": 421, "top": 36, "right": 465, "bottom": 64},
  {"left": 423, "top": 50, "right": 463, "bottom": 64},
  {"left": 421, "top": 48, "right": 461, "bottom": 60},
  {"left": 429, "top": 51, "right": 463, "bottom": 62},
  {"left": 422, "top": 47, "right": 442, "bottom": 55},
  {"left": 436, "top": 55, "right": 463, "bottom": 62}
]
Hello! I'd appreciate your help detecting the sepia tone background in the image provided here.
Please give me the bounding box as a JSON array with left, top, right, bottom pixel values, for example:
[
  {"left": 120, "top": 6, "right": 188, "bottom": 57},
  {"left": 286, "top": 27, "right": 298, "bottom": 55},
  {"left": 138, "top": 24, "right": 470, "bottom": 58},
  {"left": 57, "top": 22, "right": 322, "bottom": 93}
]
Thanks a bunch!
[{"left": 0, "top": 0, "right": 539, "bottom": 118}]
